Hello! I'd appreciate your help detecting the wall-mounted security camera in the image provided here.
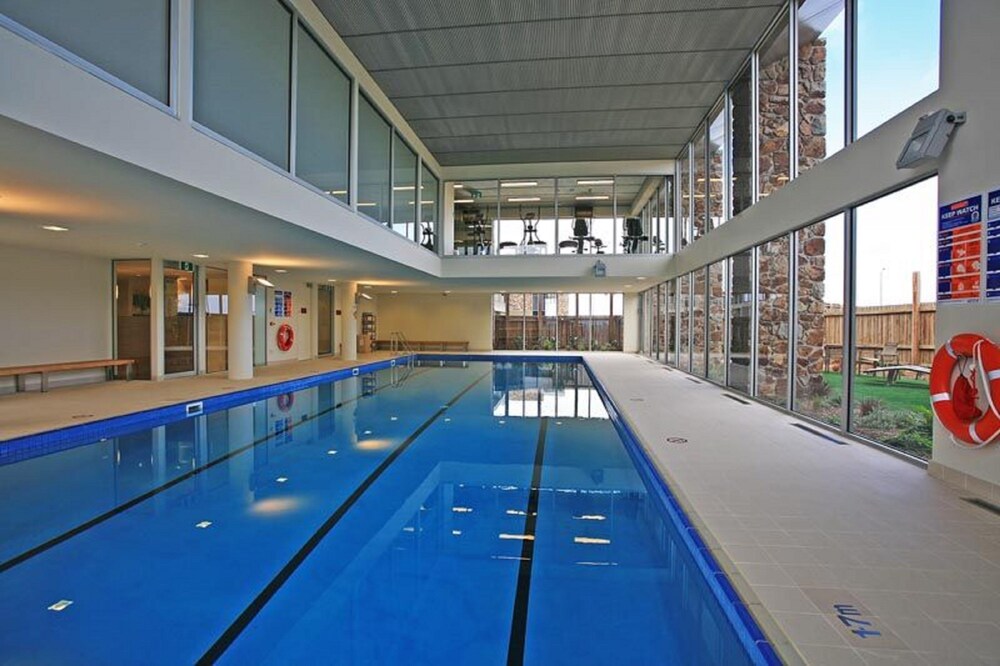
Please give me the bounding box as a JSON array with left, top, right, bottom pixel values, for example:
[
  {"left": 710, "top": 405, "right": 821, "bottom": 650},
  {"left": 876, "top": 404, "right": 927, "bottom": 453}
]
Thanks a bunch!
[{"left": 896, "top": 108, "right": 965, "bottom": 169}]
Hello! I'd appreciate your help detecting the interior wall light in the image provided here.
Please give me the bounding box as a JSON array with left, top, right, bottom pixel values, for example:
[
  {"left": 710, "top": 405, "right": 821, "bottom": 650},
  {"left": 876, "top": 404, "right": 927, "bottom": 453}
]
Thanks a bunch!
[
  {"left": 896, "top": 108, "right": 966, "bottom": 169},
  {"left": 248, "top": 275, "right": 274, "bottom": 293}
]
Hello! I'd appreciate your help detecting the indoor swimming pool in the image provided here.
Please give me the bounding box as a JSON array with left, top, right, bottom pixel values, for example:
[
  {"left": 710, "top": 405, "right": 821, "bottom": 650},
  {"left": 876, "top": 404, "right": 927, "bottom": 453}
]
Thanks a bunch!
[{"left": 0, "top": 358, "right": 774, "bottom": 665}]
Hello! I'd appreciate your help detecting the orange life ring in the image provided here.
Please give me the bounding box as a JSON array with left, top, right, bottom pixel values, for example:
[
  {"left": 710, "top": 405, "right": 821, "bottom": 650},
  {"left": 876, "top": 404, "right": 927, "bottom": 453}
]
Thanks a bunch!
[
  {"left": 276, "top": 324, "right": 295, "bottom": 352},
  {"left": 929, "top": 333, "right": 1000, "bottom": 448},
  {"left": 276, "top": 393, "right": 295, "bottom": 412}
]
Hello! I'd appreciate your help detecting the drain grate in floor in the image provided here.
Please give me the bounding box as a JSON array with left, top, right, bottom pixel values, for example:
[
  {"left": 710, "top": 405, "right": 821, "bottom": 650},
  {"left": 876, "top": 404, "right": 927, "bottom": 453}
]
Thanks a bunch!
[
  {"left": 790, "top": 422, "right": 849, "bottom": 445},
  {"left": 723, "top": 394, "right": 750, "bottom": 405},
  {"left": 962, "top": 496, "right": 1000, "bottom": 517},
  {"left": 685, "top": 377, "right": 702, "bottom": 384}
]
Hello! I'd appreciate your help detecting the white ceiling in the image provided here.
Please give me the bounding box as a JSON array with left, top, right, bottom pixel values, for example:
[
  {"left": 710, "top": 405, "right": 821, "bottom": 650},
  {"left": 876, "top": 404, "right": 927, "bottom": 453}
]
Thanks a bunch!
[{"left": 316, "top": 0, "right": 785, "bottom": 165}]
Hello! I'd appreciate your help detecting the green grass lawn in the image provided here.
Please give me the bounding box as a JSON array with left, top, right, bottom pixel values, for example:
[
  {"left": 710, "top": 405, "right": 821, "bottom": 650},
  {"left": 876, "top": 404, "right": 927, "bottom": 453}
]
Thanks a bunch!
[{"left": 822, "top": 372, "right": 930, "bottom": 412}]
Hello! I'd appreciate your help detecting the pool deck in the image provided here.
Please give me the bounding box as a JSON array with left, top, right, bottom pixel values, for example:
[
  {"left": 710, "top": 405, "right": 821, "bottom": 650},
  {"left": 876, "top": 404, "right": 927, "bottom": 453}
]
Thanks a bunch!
[
  {"left": 0, "top": 352, "right": 405, "bottom": 441},
  {"left": 585, "top": 354, "right": 1000, "bottom": 666},
  {"left": 2, "top": 351, "right": 999, "bottom": 665}
]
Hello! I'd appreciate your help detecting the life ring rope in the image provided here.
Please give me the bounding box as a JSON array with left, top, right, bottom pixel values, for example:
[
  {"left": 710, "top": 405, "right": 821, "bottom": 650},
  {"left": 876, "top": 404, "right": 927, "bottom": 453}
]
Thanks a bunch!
[
  {"left": 276, "top": 324, "right": 295, "bottom": 352},
  {"left": 929, "top": 333, "right": 1000, "bottom": 449}
]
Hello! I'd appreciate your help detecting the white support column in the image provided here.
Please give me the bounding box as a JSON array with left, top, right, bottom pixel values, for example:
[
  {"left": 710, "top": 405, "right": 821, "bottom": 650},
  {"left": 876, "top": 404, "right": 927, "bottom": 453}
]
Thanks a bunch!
[
  {"left": 150, "top": 256, "right": 165, "bottom": 380},
  {"left": 623, "top": 292, "right": 640, "bottom": 353},
  {"left": 227, "top": 260, "right": 254, "bottom": 380},
  {"left": 196, "top": 264, "right": 207, "bottom": 375},
  {"left": 309, "top": 282, "right": 319, "bottom": 358},
  {"left": 341, "top": 281, "right": 358, "bottom": 361},
  {"left": 442, "top": 181, "right": 455, "bottom": 255}
]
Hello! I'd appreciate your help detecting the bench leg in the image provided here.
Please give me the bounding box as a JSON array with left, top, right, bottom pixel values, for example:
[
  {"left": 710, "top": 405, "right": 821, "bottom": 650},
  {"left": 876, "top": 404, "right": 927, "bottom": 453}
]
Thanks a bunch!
[
  {"left": 15, "top": 374, "right": 25, "bottom": 392},
  {"left": 40, "top": 372, "right": 49, "bottom": 393}
]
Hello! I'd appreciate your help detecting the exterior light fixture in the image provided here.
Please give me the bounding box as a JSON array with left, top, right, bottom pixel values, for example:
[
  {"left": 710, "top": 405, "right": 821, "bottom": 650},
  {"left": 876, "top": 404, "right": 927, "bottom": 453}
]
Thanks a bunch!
[
  {"left": 897, "top": 108, "right": 966, "bottom": 169},
  {"left": 248, "top": 275, "right": 274, "bottom": 293}
]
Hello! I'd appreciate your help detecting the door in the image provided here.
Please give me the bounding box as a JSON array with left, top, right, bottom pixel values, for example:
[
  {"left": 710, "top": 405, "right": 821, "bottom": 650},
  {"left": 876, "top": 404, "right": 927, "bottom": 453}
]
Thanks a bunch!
[
  {"left": 317, "top": 285, "right": 334, "bottom": 355},
  {"left": 113, "top": 260, "right": 152, "bottom": 379},
  {"left": 253, "top": 283, "right": 267, "bottom": 367},
  {"left": 163, "top": 260, "right": 196, "bottom": 375},
  {"left": 205, "top": 267, "right": 228, "bottom": 373}
]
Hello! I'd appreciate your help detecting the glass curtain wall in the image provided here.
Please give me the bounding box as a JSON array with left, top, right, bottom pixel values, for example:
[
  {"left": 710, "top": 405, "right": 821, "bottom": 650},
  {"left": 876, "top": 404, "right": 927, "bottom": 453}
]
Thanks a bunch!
[
  {"left": 615, "top": 176, "right": 647, "bottom": 254},
  {"left": 556, "top": 177, "right": 615, "bottom": 255},
  {"left": 204, "top": 267, "right": 228, "bottom": 373},
  {"left": 679, "top": 148, "right": 692, "bottom": 249},
  {"left": 691, "top": 126, "right": 708, "bottom": 242},
  {"left": 420, "top": 165, "right": 439, "bottom": 251},
  {"left": 707, "top": 107, "right": 726, "bottom": 230},
  {"left": 797, "top": 0, "right": 846, "bottom": 174},
  {"left": 391, "top": 133, "right": 418, "bottom": 240},
  {"left": 114, "top": 260, "right": 152, "bottom": 380},
  {"left": 851, "top": 177, "right": 937, "bottom": 458},
  {"left": 0, "top": 0, "right": 170, "bottom": 104},
  {"left": 492, "top": 294, "right": 624, "bottom": 351},
  {"left": 358, "top": 95, "right": 392, "bottom": 224},
  {"left": 193, "top": 0, "right": 292, "bottom": 169},
  {"left": 691, "top": 268, "right": 707, "bottom": 376},
  {"left": 295, "top": 24, "right": 350, "bottom": 204},
  {"left": 758, "top": 14, "right": 791, "bottom": 199},
  {"left": 730, "top": 65, "right": 754, "bottom": 217},
  {"left": 794, "top": 214, "right": 844, "bottom": 426},
  {"left": 454, "top": 180, "right": 499, "bottom": 255},
  {"left": 656, "top": 282, "right": 667, "bottom": 363},
  {"left": 756, "top": 236, "right": 791, "bottom": 407},
  {"left": 728, "top": 250, "right": 754, "bottom": 393},
  {"left": 163, "top": 261, "right": 196, "bottom": 375},
  {"left": 497, "top": 179, "right": 556, "bottom": 255},
  {"left": 666, "top": 280, "right": 677, "bottom": 366},
  {"left": 708, "top": 260, "right": 727, "bottom": 383},
  {"left": 678, "top": 273, "right": 691, "bottom": 372}
]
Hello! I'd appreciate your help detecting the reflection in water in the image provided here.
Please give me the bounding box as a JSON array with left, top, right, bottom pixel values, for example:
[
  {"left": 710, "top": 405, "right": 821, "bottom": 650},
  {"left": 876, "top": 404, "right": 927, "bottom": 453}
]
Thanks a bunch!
[{"left": 491, "top": 361, "right": 609, "bottom": 419}]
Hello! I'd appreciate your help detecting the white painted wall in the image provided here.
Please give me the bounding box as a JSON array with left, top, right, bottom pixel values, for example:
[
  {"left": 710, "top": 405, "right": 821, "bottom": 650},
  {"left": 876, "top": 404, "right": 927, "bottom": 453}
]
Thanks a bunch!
[
  {"left": 0, "top": 243, "right": 111, "bottom": 390},
  {"left": 930, "top": 0, "right": 1000, "bottom": 487},
  {"left": 263, "top": 278, "right": 313, "bottom": 363},
  {"left": 376, "top": 293, "right": 493, "bottom": 351},
  {"left": 623, "top": 293, "right": 640, "bottom": 353}
]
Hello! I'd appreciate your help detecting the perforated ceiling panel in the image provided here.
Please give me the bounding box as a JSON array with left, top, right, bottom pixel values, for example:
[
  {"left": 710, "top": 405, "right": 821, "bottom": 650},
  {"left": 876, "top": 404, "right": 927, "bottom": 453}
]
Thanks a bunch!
[{"left": 314, "top": 0, "right": 785, "bottom": 165}]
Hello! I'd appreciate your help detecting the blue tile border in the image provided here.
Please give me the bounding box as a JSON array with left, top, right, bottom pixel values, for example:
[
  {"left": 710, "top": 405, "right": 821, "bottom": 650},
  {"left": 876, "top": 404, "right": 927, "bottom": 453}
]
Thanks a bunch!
[
  {"left": 0, "top": 356, "right": 411, "bottom": 466},
  {"left": 0, "top": 352, "right": 782, "bottom": 665}
]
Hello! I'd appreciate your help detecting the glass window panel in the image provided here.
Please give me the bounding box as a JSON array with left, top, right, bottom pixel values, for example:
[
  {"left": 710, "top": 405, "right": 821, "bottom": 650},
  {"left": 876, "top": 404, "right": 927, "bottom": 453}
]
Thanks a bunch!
[
  {"left": 730, "top": 66, "right": 754, "bottom": 216},
  {"left": 678, "top": 273, "right": 691, "bottom": 372},
  {"left": 707, "top": 108, "right": 726, "bottom": 230},
  {"left": 756, "top": 235, "right": 791, "bottom": 407},
  {"left": 492, "top": 294, "right": 509, "bottom": 349},
  {"left": 556, "top": 177, "right": 615, "bottom": 255},
  {"left": 691, "top": 268, "right": 707, "bottom": 376},
  {"left": 194, "top": 0, "right": 291, "bottom": 169},
  {"left": 0, "top": 0, "right": 170, "bottom": 104},
  {"left": 656, "top": 282, "right": 667, "bottom": 362},
  {"left": 295, "top": 25, "right": 350, "bottom": 203},
  {"left": 794, "top": 214, "right": 844, "bottom": 426},
  {"left": 420, "top": 165, "right": 439, "bottom": 251},
  {"left": 797, "top": 0, "right": 846, "bottom": 174},
  {"left": 678, "top": 148, "right": 692, "bottom": 249},
  {"left": 708, "top": 260, "right": 727, "bottom": 382},
  {"left": 758, "top": 14, "right": 791, "bottom": 198},
  {"left": 615, "top": 176, "right": 647, "bottom": 254},
  {"left": 391, "top": 133, "right": 417, "bottom": 239},
  {"left": 728, "top": 251, "right": 754, "bottom": 393},
  {"left": 692, "top": 127, "right": 708, "bottom": 242},
  {"left": 357, "top": 95, "right": 391, "bottom": 224},
  {"left": 851, "top": 177, "right": 936, "bottom": 459},
  {"left": 856, "top": 0, "right": 939, "bottom": 138},
  {"left": 498, "top": 179, "right": 556, "bottom": 255},
  {"left": 453, "top": 180, "right": 498, "bottom": 255},
  {"left": 205, "top": 267, "right": 228, "bottom": 373},
  {"left": 664, "top": 178, "right": 675, "bottom": 253},
  {"left": 666, "top": 280, "right": 677, "bottom": 366}
]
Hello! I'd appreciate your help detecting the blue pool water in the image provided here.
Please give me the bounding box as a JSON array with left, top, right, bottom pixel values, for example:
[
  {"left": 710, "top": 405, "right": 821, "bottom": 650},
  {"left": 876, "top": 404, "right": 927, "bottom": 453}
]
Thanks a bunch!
[{"left": 0, "top": 359, "right": 768, "bottom": 665}]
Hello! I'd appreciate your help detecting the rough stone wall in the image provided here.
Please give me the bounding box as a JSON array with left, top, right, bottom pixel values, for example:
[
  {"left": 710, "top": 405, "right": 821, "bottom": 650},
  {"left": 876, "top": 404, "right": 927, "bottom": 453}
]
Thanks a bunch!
[
  {"left": 798, "top": 40, "right": 829, "bottom": 172},
  {"left": 759, "top": 47, "right": 791, "bottom": 197},
  {"left": 796, "top": 221, "right": 829, "bottom": 396},
  {"left": 708, "top": 263, "right": 726, "bottom": 379},
  {"left": 757, "top": 235, "right": 791, "bottom": 404},
  {"left": 691, "top": 269, "right": 707, "bottom": 375}
]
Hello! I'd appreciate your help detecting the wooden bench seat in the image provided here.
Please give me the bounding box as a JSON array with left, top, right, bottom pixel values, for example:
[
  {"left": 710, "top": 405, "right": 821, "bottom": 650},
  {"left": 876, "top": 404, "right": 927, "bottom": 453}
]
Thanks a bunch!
[
  {"left": 0, "top": 359, "right": 135, "bottom": 393},
  {"left": 374, "top": 340, "right": 470, "bottom": 352}
]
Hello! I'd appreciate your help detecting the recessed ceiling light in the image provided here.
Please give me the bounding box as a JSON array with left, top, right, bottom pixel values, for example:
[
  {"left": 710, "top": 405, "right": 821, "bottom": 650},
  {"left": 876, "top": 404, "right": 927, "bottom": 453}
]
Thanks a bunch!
[
  {"left": 577, "top": 179, "right": 614, "bottom": 185},
  {"left": 274, "top": 269, "right": 287, "bottom": 274},
  {"left": 192, "top": 253, "right": 209, "bottom": 259},
  {"left": 454, "top": 198, "right": 475, "bottom": 204},
  {"left": 357, "top": 202, "right": 378, "bottom": 207},
  {"left": 393, "top": 185, "right": 416, "bottom": 191},
  {"left": 501, "top": 181, "right": 538, "bottom": 188},
  {"left": 508, "top": 197, "right": 540, "bottom": 202},
  {"left": 327, "top": 278, "right": 336, "bottom": 282},
  {"left": 575, "top": 195, "right": 610, "bottom": 201},
  {"left": 41, "top": 225, "right": 69, "bottom": 232},
  {"left": 624, "top": 284, "right": 633, "bottom": 288},
  {"left": 326, "top": 189, "right": 348, "bottom": 196},
  {"left": 452, "top": 183, "right": 464, "bottom": 188},
  {"left": 390, "top": 290, "right": 398, "bottom": 294},
  {"left": 637, "top": 276, "right": 647, "bottom": 281}
]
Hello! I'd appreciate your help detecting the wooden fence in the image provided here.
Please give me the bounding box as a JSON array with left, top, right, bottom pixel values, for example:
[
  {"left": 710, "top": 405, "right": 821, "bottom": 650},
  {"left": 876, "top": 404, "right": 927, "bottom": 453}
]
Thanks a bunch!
[{"left": 823, "top": 302, "right": 936, "bottom": 367}]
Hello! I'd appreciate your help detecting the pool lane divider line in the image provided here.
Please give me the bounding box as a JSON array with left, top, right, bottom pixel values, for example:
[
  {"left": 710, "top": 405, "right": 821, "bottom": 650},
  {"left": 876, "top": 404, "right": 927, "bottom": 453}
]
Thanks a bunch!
[
  {"left": 197, "top": 370, "right": 491, "bottom": 665},
  {"left": 506, "top": 416, "right": 548, "bottom": 666},
  {"left": 0, "top": 367, "right": 431, "bottom": 575}
]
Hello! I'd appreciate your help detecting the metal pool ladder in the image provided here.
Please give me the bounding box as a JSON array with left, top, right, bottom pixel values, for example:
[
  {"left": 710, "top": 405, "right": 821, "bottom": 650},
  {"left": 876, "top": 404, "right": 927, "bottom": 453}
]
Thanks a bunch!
[{"left": 389, "top": 331, "right": 415, "bottom": 367}]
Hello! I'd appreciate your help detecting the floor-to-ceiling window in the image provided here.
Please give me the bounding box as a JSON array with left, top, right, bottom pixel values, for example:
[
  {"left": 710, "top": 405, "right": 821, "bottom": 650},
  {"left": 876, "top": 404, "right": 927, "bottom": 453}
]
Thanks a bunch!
[
  {"left": 358, "top": 94, "right": 392, "bottom": 224},
  {"left": 497, "top": 179, "right": 556, "bottom": 255},
  {"left": 756, "top": 236, "right": 791, "bottom": 407},
  {"left": 692, "top": 126, "right": 708, "bottom": 243},
  {"left": 656, "top": 282, "right": 667, "bottom": 363},
  {"left": 691, "top": 268, "right": 707, "bottom": 377},
  {"left": 454, "top": 180, "right": 498, "bottom": 255},
  {"left": 707, "top": 106, "right": 726, "bottom": 230},
  {"left": 850, "top": 178, "right": 937, "bottom": 458},
  {"left": 679, "top": 273, "right": 692, "bottom": 372},
  {"left": 113, "top": 260, "right": 152, "bottom": 379},
  {"left": 728, "top": 250, "right": 753, "bottom": 393},
  {"left": 793, "top": 214, "right": 844, "bottom": 426},
  {"left": 797, "top": 0, "right": 845, "bottom": 175},
  {"left": 730, "top": 65, "right": 754, "bottom": 217},
  {"left": 391, "top": 133, "right": 418, "bottom": 239},
  {"left": 708, "top": 260, "right": 727, "bottom": 383},
  {"left": 678, "top": 149, "right": 692, "bottom": 249},
  {"left": 491, "top": 293, "right": 624, "bottom": 351},
  {"left": 163, "top": 261, "right": 196, "bottom": 375},
  {"left": 758, "top": 14, "right": 791, "bottom": 199},
  {"left": 420, "top": 165, "right": 439, "bottom": 251},
  {"left": 205, "top": 267, "right": 228, "bottom": 373},
  {"left": 666, "top": 280, "right": 677, "bottom": 367}
]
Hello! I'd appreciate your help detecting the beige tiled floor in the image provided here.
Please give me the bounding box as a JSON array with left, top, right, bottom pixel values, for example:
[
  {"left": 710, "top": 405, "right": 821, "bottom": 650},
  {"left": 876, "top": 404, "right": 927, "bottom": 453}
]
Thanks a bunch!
[
  {"left": 0, "top": 353, "right": 403, "bottom": 440},
  {"left": 586, "top": 354, "right": 1000, "bottom": 666}
]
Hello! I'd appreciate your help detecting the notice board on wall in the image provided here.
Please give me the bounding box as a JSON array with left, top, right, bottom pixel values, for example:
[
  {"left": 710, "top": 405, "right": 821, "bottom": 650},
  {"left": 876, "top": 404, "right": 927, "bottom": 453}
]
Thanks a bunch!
[
  {"left": 987, "top": 188, "right": 1000, "bottom": 301},
  {"left": 273, "top": 290, "right": 293, "bottom": 317},
  {"left": 937, "top": 195, "right": 982, "bottom": 303}
]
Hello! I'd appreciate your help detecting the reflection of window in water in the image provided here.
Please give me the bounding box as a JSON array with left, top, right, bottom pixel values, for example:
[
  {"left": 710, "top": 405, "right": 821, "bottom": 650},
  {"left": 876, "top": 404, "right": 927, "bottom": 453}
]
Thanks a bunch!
[{"left": 492, "top": 364, "right": 608, "bottom": 419}]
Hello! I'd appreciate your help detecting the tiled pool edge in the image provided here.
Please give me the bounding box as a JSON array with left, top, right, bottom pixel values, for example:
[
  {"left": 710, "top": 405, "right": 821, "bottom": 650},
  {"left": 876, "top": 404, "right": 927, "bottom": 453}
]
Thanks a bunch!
[
  {"left": 0, "top": 355, "right": 413, "bottom": 465},
  {"left": 580, "top": 358, "right": 790, "bottom": 666}
]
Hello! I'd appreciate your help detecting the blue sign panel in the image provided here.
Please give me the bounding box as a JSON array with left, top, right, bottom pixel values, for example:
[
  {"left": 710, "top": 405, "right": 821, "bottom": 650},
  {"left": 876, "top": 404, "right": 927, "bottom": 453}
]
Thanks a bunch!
[
  {"left": 987, "top": 189, "right": 1000, "bottom": 300},
  {"left": 937, "top": 195, "right": 982, "bottom": 302}
]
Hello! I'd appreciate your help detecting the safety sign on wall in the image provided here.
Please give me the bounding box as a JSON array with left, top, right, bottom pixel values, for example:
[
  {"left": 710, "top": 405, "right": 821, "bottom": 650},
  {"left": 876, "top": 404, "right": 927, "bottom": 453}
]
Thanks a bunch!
[
  {"left": 273, "top": 290, "right": 293, "bottom": 317},
  {"left": 937, "top": 195, "right": 982, "bottom": 302},
  {"left": 987, "top": 188, "right": 1000, "bottom": 301}
]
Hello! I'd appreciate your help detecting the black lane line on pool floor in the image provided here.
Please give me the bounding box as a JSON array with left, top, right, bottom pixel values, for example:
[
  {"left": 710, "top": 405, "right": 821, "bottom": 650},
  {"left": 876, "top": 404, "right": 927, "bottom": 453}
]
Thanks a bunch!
[
  {"left": 197, "top": 370, "right": 492, "bottom": 665},
  {"left": 506, "top": 416, "right": 549, "bottom": 666},
  {"left": 0, "top": 368, "right": 431, "bottom": 575}
]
